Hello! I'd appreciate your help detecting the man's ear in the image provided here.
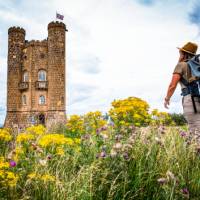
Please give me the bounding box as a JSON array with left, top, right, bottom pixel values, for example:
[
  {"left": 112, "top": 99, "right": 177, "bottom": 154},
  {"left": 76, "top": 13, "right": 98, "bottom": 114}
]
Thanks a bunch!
[{"left": 178, "top": 52, "right": 184, "bottom": 62}]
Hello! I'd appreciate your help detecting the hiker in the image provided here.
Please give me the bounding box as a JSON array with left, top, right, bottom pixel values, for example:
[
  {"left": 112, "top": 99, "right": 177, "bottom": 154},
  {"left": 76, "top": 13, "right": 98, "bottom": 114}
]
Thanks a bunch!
[{"left": 164, "top": 42, "right": 200, "bottom": 144}]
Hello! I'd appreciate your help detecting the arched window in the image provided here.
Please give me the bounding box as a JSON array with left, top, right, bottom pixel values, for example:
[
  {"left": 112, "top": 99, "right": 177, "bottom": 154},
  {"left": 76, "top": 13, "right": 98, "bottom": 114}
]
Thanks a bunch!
[
  {"left": 22, "top": 95, "right": 27, "bottom": 105},
  {"left": 39, "top": 95, "right": 45, "bottom": 105},
  {"left": 23, "top": 71, "right": 29, "bottom": 82},
  {"left": 38, "top": 70, "right": 46, "bottom": 81}
]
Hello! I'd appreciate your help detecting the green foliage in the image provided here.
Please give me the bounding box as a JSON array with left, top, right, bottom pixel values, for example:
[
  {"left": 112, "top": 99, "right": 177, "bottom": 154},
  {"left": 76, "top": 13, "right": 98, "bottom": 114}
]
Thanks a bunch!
[
  {"left": 151, "top": 109, "right": 174, "bottom": 126},
  {"left": 0, "top": 124, "right": 200, "bottom": 199},
  {"left": 169, "top": 113, "right": 187, "bottom": 126},
  {"left": 0, "top": 97, "right": 196, "bottom": 199}
]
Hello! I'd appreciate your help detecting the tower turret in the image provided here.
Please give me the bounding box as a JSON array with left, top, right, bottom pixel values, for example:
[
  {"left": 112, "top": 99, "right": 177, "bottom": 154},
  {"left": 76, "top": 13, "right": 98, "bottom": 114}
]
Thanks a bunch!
[
  {"left": 47, "top": 21, "right": 67, "bottom": 126},
  {"left": 5, "top": 27, "right": 25, "bottom": 126}
]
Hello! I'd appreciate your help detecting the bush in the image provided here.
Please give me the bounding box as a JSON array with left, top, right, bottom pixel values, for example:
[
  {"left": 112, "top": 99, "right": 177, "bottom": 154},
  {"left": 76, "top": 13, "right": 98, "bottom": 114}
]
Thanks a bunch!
[
  {"left": 169, "top": 113, "right": 187, "bottom": 126},
  {"left": 109, "top": 97, "right": 151, "bottom": 128},
  {"left": 151, "top": 109, "right": 174, "bottom": 126}
]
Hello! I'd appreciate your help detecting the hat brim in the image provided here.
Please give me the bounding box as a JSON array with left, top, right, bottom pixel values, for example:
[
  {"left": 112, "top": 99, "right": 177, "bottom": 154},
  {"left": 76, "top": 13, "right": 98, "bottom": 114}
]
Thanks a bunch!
[{"left": 177, "top": 47, "right": 196, "bottom": 55}]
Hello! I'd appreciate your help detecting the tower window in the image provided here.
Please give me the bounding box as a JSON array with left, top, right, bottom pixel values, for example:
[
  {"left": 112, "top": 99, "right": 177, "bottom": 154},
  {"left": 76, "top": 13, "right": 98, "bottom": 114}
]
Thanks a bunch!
[
  {"left": 22, "top": 95, "right": 27, "bottom": 105},
  {"left": 23, "top": 71, "right": 29, "bottom": 82},
  {"left": 23, "top": 55, "right": 27, "bottom": 60},
  {"left": 40, "top": 53, "right": 45, "bottom": 59},
  {"left": 38, "top": 70, "right": 46, "bottom": 81},
  {"left": 39, "top": 95, "right": 45, "bottom": 105}
]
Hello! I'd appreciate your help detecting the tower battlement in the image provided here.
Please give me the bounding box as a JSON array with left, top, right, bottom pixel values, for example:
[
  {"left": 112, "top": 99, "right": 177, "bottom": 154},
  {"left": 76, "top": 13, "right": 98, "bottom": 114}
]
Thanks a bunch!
[
  {"left": 25, "top": 39, "right": 48, "bottom": 47},
  {"left": 48, "top": 21, "right": 67, "bottom": 31},
  {"left": 8, "top": 27, "right": 26, "bottom": 35}
]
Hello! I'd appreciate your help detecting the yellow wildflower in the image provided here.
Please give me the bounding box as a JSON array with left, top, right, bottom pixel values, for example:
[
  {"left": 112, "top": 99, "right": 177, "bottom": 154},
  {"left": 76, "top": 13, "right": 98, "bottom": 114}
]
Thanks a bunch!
[
  {"left": 0, "top": 129, "right": 12, "bottom": 141},
  {"left": 40, "top": 174, "right": 55, "bottom": 182},
  {"left": 16, "top": 133, "right": 35, "bottom": 143},
  {"left": 0, "top": 162, "right": 9, "bottom": 169},
  {"left": 26, "top": 125, "right": 46, "bottom": 135},
  {"left": 0, "top": 157, "right": 9, "bottom": 169},
  {"left": 56, "top": 147, "right": 64, "bottom": 155},
  {"left": 38, "top": 134, "right": 74, "bottom": 147},
  {"left": 64, "top": 137, "right": 74, "bottom": 145},
  {"left": 5, "top": 171, "right": 19, "bottom": 187},
  {"left": 27, "top": 172, "right": 37, "bottom": 179},
  {"left": 74, "top": 146, "right": 81, "bottom": 153},
  {"left": 74, "top": 138, "right": 81, "bottom": 144},
  {"left": 0, "top": 170, "right": 5, "bottom": 178}
]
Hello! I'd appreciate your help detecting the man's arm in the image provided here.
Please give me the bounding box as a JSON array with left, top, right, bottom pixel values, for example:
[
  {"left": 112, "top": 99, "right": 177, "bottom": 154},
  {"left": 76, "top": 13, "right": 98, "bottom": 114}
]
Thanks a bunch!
[{"left": 164, "top": 73, "right": 181, "bottom": 109}]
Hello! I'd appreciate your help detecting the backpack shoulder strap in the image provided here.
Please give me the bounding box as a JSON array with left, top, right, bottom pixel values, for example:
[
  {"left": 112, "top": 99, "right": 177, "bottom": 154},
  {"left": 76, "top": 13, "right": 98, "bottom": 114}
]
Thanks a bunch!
[
  {"left": 179, "top": 61, "right": 189, "bottom": 86},
  {"left": 180, "top": 76, "right": 189, "bottom": 86}
]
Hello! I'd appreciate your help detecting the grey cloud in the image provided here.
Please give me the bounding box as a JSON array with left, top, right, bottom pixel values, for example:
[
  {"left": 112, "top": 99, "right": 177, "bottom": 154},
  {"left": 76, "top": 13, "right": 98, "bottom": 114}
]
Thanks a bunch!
[
  {"left": 72, "top": 56, "right": 101, "bottom": 74},
  {"left": 189, "top": 2, "right": 200, "bottom": 27},
  {"left": 70, "top": 94, "right": 91, "bottom": 105},
  {"left": 136, "top": 0, "right": 155, "bottom": 6},
  {"left": 71, "top": 84, "right": 97, "bottom": 93},
  {"left": 68, "top": 83, "right": 98, "bottom": 105}
]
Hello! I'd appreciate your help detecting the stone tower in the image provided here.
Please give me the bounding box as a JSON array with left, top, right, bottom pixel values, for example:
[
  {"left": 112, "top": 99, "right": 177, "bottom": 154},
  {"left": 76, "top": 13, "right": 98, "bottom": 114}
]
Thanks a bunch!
[{"left": 4, "top": 21, "right": 67, "bottom": 128}]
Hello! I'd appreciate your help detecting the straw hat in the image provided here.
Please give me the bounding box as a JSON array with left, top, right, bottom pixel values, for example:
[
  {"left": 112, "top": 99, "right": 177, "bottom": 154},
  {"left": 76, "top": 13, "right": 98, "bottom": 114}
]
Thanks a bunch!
[{"left": 177, "top": 42, "right": 198, "bottom": 55}]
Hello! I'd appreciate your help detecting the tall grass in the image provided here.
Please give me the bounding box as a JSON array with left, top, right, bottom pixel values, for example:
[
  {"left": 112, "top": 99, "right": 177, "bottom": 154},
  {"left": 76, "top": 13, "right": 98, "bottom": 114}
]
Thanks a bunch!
[{"left": 0, "top": 125, "right": 200, "bottom": 200}]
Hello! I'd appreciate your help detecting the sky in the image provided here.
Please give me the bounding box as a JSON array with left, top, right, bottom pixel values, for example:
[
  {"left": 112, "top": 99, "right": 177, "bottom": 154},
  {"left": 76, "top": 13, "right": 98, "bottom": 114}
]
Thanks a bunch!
[{"left": 0, "top": 0, "right": 200, "bottom": 124}]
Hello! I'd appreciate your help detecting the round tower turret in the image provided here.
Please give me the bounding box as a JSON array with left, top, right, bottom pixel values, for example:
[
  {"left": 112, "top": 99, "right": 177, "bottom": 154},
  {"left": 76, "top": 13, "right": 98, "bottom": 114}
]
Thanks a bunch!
[
  {"left": 4, "top": 26, "right": 25, "bottom": 126},
  {"left": 47, "top": 21, "right": 67, "bottom": 126}
]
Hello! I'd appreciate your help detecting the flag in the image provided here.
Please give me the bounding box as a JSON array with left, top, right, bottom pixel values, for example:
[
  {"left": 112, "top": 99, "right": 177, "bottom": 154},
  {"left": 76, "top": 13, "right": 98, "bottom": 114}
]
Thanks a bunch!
[{"left": 56, "top": 12, "right": 64, "bottom": 20}]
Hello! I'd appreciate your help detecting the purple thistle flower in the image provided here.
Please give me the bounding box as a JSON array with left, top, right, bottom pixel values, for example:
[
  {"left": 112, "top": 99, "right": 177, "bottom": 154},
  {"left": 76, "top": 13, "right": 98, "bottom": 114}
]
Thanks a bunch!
[
  {"left": 157, "top": 178, "right": 168, "bottom": 185},
  {"left": 81, "top": 134, "right": 91, "bottom": 140},
  {"left": 100, "top": 151, "right": 106, "bottom": 158},
  {"left": 123, "top": 152, "right": 129, "bottom": 160},
  {"left": 96, "top": 128, "right": 100, "bottom": 135},
  {"left": 158, "top": 126, "right": 166, "bottom": 134},
  {"left": 9, "top": 160, "right": 16, "bottom": 167},
  {"left": 180, "top": 131, "right": 187, "bottom": 137},
  {"left": 100, "top": 126, "right": 107, "bottom": 131},
  {"left": 181, "top": 188, "right": 189, "bottom": 195},
  {"left": 47, "top": 155, "right": 52, "bottom": 160}
]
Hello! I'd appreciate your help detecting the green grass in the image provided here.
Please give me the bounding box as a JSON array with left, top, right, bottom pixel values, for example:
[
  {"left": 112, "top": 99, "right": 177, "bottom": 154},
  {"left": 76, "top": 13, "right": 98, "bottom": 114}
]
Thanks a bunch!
[{"left": 0, "top": 125, "right": 200, "bottom": 200}]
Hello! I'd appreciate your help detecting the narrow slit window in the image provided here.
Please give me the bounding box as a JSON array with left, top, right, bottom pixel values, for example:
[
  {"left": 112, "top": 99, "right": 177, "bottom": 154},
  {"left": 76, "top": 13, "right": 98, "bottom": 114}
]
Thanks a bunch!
[
  {"left": 23, "top": 71, "right": 29, "bottom": 82},
  {"left": 22, "top": 95, "right": 27, "bottom": 105},
  {"left": 39, "top": 95, "right": 45, "bottom": 105}
]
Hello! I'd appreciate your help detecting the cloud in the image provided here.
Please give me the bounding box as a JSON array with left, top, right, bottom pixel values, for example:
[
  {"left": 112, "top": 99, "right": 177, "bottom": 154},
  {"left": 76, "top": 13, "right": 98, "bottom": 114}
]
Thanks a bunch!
[
  {"left": 0, "top": 106, "right": 5, "bottom": 112},
  {"left": 189, "top": 2, "right": 200, "bottom": 27},
  {"left": 68, "top": 84, "right": 97, "bottom": 105},
  {"left": 71, "top": 56, "right": 101, "bottom": 74},
  {"left": 137, "top": 0, "right": 155, "bottom": 6}
]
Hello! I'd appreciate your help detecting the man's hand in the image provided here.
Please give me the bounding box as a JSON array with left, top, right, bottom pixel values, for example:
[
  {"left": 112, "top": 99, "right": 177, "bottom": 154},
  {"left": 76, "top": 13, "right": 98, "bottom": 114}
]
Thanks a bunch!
[{"left": 164, "top": 98, "right": 170, "bottom": 109}]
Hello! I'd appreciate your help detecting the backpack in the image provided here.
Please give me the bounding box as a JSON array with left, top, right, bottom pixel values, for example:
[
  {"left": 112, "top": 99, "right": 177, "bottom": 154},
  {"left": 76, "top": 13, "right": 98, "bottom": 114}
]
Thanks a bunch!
[{"left": 180, "top": 54, "right": 200, "bottom": 113}]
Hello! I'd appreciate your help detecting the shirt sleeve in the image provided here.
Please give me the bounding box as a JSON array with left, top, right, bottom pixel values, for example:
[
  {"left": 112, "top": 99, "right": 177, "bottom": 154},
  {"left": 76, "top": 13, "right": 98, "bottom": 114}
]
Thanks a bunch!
[{"left": 173, "top": 62, "right": 184, "bottom": 76}]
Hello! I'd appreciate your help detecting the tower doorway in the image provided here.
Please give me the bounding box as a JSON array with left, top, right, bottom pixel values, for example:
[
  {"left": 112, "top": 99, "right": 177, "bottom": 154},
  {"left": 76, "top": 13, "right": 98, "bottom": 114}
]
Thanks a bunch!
[{"left": 38, "top": 113, "right": 45, "bottom": 125}]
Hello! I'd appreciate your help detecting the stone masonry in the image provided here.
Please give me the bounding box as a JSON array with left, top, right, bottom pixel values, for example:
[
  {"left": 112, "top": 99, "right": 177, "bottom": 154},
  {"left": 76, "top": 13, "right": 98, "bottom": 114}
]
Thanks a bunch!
[{"left": 4, "top": 21, "right": 67, "bottom": 128}]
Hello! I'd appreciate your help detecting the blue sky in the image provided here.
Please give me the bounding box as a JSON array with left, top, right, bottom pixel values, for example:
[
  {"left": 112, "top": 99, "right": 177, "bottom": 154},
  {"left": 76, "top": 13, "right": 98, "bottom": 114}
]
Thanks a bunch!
[{"left": 0, "top": 0, "right": 199, "bottom": 124}]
